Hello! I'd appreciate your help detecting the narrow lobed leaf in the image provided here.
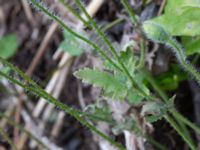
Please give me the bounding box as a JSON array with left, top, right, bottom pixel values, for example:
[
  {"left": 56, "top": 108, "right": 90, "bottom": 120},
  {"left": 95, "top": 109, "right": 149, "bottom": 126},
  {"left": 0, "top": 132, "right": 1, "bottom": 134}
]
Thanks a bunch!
[{"left": 74, "top": 68, "right": 127, "bottom": 100}]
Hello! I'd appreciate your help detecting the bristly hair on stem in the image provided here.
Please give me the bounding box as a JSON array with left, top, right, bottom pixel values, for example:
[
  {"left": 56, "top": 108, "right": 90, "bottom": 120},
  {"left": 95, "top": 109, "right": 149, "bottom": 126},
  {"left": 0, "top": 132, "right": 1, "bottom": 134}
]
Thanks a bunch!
[
  {"left": 0, "top": 57, "right": 126, "bottom": 150},
  {"left": 0, "top": 0, "right": 200, "bottom": 149}
]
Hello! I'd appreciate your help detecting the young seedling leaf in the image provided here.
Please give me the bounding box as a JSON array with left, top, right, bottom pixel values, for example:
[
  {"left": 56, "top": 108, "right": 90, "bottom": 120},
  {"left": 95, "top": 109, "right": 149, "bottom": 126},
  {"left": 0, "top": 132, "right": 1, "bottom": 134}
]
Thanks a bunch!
[
  {"left": 0, "top": 34, "right": 18, "bottom": 59},
  {"left": 143, "top": 21, "right": 170, "bottom": 43},
  {"left": 74, "top": 68, "right": 127, "bottom": 100},
  {"left": 155, "top": 64, "right": 188, "bottom": 91}
]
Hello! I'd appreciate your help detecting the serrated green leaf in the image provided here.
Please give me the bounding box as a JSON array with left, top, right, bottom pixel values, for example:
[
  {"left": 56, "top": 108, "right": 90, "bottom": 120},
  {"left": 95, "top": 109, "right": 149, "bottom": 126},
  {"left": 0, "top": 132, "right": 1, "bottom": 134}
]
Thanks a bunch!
[
  {"left": 74, "top": 68, "right": 127, "bottom": 100},
  {"left": 0, "top": 34, "right": 18, "bottom": 59},
  {"left": 104, "top": 48, "right": 149, "bottom": 101},
  {"left": 149, "top": 0, "right": 200, "bottom": 36}
]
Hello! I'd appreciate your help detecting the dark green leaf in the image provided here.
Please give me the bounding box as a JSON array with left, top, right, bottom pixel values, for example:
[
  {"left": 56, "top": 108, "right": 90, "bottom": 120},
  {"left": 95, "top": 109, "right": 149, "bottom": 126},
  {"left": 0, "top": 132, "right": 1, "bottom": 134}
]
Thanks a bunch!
[{"left": 155, "top": 64, "right": 188, "bottom": 91}]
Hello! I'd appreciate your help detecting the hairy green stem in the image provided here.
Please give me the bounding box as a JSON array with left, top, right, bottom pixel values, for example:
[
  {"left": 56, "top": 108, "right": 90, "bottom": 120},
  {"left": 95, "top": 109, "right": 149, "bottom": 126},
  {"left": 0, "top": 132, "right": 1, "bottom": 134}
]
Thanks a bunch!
[
  {"left": 165, "top": 115, "right": 196, "bottom": 150},
  {"left": 59, "top": 0, "right": 91, "bottom": 29},
  {"left": 172, "top": 110, "right": 200, "bottom": 135},
  {"left": 29, "top": 0, "right": 154, "bottom": 102},
  {"left": 0, "top": 58, "right": 125, "bottom": 150},
  {"left": 32, "top": 0, "right": 152, "bottom": 100},
  {"left": 146, "top": 135, "right": 168, "bottom": 150},
  {"left": 74, "top": 0, "right": 151, "bottom": 99},
  {"left": 0, "top": 73, "right": 125, "bottom": 150},
  {"left": 120, "top": 0, "right": 138, "bottom": 26},
  {"left": 143, "top": 22, "right": 200, "bottom": 139},
  {"left": 141, "top": 69, "right": 200, "bottom": 144},
  {"left": 102, "top": 18, "right": 124, "bottom": 32},
  {"left": 140, "top": 68, "right": 200, "bottom": 132},
  {"left": 29, "top": 0, "right": 121, "bottom": 72}
]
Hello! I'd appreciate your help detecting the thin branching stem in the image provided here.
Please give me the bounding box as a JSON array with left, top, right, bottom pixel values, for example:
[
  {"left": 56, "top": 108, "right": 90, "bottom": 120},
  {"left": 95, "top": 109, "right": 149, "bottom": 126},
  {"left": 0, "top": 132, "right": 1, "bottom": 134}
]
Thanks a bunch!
[
  {"left": 141, "top": 69, "right": 200, "bottom": 141},
  {"left": 29, "top": 0, "right": 122, "bottom": 72},
  {"left": 74, "top": 0, "right": 150, "bottom": 98},
  {"left": 58, "top": 0, "right": 91, "bottom": 29},
  {"left": 165, "top": 115, "right": 196, "bottom": 150},
  {"left": 168, "top": 39, "right": 200, "bottom": 84},
  {"left": 121, "top": 0, "right": 138, "bottom": 26},
  {"left": 142, "top": 22, "right": 200, "bottom": 147},
  {"left": 172, "top": 110, "right": 200, "bottom": 134},
  {"left": 146, "top": 136, "right": 168, "bottom": 150},
  {"left": 0, "top": 58, "right": 125, "bottom": 150},
  {"left": 102, "top": 17, "right": 124, "bottom": 32}
]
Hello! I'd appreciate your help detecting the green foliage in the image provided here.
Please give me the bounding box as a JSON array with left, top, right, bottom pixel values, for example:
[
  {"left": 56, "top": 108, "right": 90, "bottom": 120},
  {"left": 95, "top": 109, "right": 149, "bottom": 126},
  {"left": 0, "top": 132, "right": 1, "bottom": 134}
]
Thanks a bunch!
[
  {"left": 143, "top": 21, "right": 170, "bottom": 43},
  {"left": 0, "top": 57, "right": 125, "bottom": 150},
  {"left": 141, "top": 101, "right": 172, "bottom": 122},
  {"left": 149, "top": 0, "right": 200, "bottom": 36},
  {"left": 182, "top": 36, "right": 200, "bottom": 55},
  {"left": 60, "top": 30, "right": 84, "bottom": 56},
  {"left": 75, "top": 47, "right": 149, "bottom": 104},
  {"left": 143, "top": 20, "right": 200, "bottom": 93},
  {"left": 156, "top": 64, "right": 188, "bottom": 91},
  {"left": 146, "top": 0, "right": 200, "bottom": 56},
  {"left": 85, "top": 101, "right": 114, "bottom": 123},
  {"left": 74, "top": 68, "right": 127, "bottom": 100},
  {"left": 144, "top": 9, "right": 200, "bottom": 149},
  {"left": 1, "top": 0, "right": 200, "bottom": 149},
  {"left": 112, "top": 117, "right": 141, "bottom": 135},
  {"left": 0, "top": 34, "right": 18, "bottom": 59}
]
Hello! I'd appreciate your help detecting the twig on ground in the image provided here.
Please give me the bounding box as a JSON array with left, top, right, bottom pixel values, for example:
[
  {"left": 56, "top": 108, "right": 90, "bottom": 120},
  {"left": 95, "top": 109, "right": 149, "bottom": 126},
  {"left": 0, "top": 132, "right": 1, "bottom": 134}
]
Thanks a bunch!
[
  {"left": 26, "top": 22, "right": 58, "bottom": 77},
  {"left": 20, "top": 0, "right": 34, "bottom": 24}
]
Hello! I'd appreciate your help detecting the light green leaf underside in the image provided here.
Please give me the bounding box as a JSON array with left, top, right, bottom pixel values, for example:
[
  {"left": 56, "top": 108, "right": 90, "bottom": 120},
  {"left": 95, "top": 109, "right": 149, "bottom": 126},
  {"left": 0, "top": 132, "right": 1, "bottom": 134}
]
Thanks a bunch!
[
  {"left": 74, "top": 68, "right": 127, "bottom": 100},
  {"left": 60, "top": 29, "right": 83, "bottom": 56},
  {"left": 150, "top": 0, "right": 200, "bottom": 36}
]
